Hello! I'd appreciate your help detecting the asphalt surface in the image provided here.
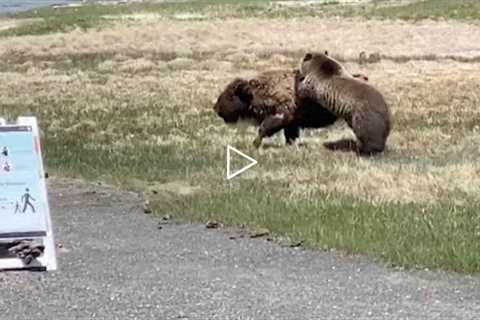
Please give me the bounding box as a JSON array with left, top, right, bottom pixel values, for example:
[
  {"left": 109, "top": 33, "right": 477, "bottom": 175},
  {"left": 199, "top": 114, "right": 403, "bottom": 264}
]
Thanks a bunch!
[{"left": 1, "top": 178, "right": 480, "bottom": 320}]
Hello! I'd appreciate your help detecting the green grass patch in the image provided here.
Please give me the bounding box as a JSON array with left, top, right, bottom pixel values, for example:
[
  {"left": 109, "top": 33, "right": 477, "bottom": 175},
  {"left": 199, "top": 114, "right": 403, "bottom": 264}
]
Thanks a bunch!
[
  {"left": 342, "top": 0, "right": 480, "bottom": 20},
  {"left": 0, "top": 6, "right": 107, "bottom": 37},
  {"left": 0, "top": 95, "right": 221, "bottom": 182}
]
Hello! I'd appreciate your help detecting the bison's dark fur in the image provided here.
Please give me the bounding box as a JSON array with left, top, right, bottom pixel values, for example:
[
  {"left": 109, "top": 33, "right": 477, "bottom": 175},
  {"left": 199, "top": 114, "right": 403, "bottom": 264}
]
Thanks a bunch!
[{"left": 213, "top": 69, "right": 339, "bottom": 148}]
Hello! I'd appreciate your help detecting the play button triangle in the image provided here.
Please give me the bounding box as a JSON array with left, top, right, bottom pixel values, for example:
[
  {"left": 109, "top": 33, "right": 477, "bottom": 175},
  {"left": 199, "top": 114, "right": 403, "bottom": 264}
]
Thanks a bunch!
[{"left": 226, "top": 145, "right": 258, "bottom": 180}]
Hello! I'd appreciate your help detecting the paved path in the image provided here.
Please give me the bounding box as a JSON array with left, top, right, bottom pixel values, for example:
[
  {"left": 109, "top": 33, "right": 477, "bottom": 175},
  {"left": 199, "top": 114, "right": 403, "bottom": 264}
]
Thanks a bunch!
[{"left": 1, "top": 179, "right": 479, "bottom": 320}]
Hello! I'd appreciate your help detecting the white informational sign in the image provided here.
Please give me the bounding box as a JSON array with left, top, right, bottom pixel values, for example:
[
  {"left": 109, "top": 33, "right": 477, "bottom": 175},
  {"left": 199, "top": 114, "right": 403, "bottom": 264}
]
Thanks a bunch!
[{"left": 0, "top": 117, "right": 57, "bottom": 271}]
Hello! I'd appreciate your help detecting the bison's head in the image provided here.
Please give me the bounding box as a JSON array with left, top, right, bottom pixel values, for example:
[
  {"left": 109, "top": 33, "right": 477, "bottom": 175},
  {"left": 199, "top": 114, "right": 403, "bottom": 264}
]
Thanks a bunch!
[{"left": 213, "top": 78, "right": 253, "bottom": 124}]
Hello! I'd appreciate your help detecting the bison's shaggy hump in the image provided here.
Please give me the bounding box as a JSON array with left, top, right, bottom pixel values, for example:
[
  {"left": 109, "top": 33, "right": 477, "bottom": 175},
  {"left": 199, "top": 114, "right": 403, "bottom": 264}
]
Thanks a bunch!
[
  {"left": 213, "top": 69, "right": 338, "bottom": 148},
  {"left": 248, "top": 69, "right": 297, "bottom": 116}
]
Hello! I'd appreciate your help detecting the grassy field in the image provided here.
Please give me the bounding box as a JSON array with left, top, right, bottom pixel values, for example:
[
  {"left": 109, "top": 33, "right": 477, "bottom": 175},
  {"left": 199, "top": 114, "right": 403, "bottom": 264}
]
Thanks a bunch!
[{"left": 1, "top": 0, "right": 480, "bottom": 273}]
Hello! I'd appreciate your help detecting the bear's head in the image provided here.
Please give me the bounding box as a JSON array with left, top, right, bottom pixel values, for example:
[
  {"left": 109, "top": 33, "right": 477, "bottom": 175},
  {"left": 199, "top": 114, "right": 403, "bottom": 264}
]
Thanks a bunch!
[{"left": 299, "top": 51, "right": 343, "bottom": 79}]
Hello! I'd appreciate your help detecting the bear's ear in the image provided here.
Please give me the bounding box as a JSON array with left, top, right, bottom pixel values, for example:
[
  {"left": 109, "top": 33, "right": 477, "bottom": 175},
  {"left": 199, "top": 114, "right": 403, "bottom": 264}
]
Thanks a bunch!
[
  {"left": 303, "top": 53, "right": 313, "bottom": 62},
  {"left": 320, "top": 59, "right": 341, "bottom": 77},
  {"left": 235, "top": 79, "right": 253, "bottom": 102}
]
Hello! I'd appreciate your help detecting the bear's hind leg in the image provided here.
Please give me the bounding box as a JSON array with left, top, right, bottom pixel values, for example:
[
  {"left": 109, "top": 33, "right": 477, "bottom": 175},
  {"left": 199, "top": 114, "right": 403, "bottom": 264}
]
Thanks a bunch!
[
  {"left": 357, "top": 139, "right": 385, "bottom": 156},
  {"left": 352, "top": 112, "right": 387, "bottom": 156}
]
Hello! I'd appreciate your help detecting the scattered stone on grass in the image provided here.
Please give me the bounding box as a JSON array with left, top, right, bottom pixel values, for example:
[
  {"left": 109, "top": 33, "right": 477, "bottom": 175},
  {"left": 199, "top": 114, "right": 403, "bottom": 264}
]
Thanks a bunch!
[
  {"left": 249, "top": 228, "right": 270, "bottom": 239},
  {"left": 206, "top": 221, "right": 220, "bottom": 229},
  {"left": 143, "top": 200, "right": 153, "bottom": 214},
  {"left": 157, "top": 214, "right": 172, "bottom": 225},
  {"left": 289, "top": 240, "right": 304, "bottom": 248}
]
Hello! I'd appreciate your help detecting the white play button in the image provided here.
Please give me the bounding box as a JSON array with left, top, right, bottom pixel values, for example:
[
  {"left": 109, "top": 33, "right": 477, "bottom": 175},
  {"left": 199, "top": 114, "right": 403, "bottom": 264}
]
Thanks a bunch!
[{"left": 226, "top": 145, "right": 258, "bottom": 180}]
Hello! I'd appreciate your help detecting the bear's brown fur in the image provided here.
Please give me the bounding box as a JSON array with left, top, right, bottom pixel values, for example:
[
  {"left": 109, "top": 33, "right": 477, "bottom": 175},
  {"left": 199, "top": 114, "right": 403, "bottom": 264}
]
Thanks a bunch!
[
  {"left": 214, "top": 69, "right": 369, "bottom": 148},
  {"left": 295, "top": 52, "right": 391, "bottom": 156}
]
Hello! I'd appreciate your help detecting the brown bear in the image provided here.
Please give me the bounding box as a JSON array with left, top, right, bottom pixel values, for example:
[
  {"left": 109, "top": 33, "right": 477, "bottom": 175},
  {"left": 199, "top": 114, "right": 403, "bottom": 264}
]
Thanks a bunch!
[
  {"left": 295, "top": 52, "right": 391, "bottom": 156},
  {"left": 213, "top": 69, "right": 368, "bottom": 148}
]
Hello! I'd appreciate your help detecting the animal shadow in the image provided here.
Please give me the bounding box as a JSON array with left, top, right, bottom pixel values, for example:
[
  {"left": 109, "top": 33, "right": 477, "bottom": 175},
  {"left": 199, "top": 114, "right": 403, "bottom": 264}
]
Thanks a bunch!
[{"left": 323, "top": 139, "right": 358, "bottom": 153}]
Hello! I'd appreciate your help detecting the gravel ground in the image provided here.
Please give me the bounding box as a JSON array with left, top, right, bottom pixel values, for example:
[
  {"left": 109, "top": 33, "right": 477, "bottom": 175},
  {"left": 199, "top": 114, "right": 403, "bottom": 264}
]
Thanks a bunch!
[{"left": 0, "top": 178, "right": 479, "bottom": 320}]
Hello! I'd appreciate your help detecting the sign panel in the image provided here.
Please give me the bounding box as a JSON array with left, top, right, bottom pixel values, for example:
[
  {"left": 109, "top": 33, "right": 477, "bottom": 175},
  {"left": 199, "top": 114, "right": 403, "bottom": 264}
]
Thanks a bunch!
[
  {"left": 0, "top": 126, "right": 47, "bottom": 237},
  {"left": 0, "top": 117, "right": 57, "bottom": 271}
]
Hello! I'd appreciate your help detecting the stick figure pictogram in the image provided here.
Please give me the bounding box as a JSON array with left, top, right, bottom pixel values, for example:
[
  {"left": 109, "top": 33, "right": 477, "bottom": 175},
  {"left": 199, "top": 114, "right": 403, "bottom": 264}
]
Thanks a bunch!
[{"left": 21, "top": 188, "right": 36, "bottom": 213}]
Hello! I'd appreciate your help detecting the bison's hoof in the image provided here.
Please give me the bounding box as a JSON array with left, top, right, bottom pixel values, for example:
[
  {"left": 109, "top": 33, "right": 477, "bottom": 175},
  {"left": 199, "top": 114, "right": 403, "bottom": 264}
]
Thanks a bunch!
[{"left": 253, "top": 137, "right": 262, "bottom": 149}]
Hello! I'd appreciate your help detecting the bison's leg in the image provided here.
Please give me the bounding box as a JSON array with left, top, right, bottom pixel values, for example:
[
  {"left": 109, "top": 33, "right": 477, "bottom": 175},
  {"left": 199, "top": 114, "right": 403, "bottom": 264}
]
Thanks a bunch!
[
  {"left": 283, "top": 125, "right": 300, "bottom": 145},
  {"left": 253, "top": 114, "right": 291, "bottom": 148}
]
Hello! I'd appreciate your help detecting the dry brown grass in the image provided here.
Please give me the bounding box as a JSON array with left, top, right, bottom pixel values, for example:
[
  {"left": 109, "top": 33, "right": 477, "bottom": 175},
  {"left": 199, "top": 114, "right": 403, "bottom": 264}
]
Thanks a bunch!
[{"left": 1, "top": 17, "right": 480, "bottom": 58}]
